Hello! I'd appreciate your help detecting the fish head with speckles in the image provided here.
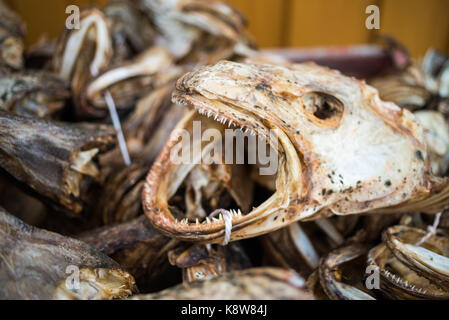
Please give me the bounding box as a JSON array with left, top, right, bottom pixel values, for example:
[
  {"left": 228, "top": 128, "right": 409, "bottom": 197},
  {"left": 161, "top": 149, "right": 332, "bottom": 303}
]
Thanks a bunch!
[{"left": 142, "top": 60, "right": 449, "bottom": 244}]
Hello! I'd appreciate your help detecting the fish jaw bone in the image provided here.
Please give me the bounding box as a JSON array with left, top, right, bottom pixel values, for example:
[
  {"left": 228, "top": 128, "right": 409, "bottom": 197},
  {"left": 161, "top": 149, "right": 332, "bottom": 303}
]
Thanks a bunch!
[{"left": 143, "top": 60, "right": 446, "bottom": 243}]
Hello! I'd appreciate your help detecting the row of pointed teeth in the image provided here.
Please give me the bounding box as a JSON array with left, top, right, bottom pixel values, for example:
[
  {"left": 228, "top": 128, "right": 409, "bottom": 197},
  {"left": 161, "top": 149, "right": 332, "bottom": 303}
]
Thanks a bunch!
[
  {"left": 196, "top": 108, "right": 257, "bottom": 136},
  {"left": 381, "top": 268, "right": 427, "bottom": 294},
  {"left": 174, "top": 209, "right": 243, "bottom": 225}
]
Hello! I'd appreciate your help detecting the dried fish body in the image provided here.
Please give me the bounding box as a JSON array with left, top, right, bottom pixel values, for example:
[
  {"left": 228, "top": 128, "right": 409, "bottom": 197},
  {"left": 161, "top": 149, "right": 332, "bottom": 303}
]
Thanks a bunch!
[
  {"left": 0, "top": 110, "right": 115, "bottom": 214},
  {"left": 0, "top": 67, "right": 69, "bottom": 118},
  {"left": 122, "top": 80, "right": 179, "bottom": 153},
  {"left": 130, "top": 267, "right": 314, "bottom": 300},
  {"left": 0, "top": 172, "right": 47, "bottom": 226},
  {"left": 0, "top": 207, "right": 136, "bottom": 299},
  {"left": 0, "top": 0, "right": 26, "bottom": 69},
  {"left": 97, "top": 164, "right": 149, "bottom": 225},
  {"left": 129, "top": 99, "right": 189, "bottom": 163},
  {"left": 319, "top": 244, "right": 375, "bottom": 300},
  {"left": 77, "top": 215, "right": 175, "bottom": 291},
  {"left": 143, "top": 61, "right": 449, "bottom": 244},
  {"left": 261, "top": 219, "right": 345, "bottom": 278}
]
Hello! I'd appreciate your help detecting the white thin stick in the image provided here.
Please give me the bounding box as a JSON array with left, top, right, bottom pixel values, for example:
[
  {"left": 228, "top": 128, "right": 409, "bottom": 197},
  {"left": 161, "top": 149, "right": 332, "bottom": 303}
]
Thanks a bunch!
[
  {"left": 104, "top": 91, "right": 131, "bottom": 166},
  {"left": 209, "top": 209, "right": 233, "bottom": 246},
  {"left": 416, "top": 212, "right": 442, "bottom": 246}
]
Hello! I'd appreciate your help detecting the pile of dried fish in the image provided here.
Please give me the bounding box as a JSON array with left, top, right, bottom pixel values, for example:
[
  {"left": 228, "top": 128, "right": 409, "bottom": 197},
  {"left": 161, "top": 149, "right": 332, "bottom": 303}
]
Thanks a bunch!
[{"left": 0, "top": 0, "right": 448, "bottom": 300}]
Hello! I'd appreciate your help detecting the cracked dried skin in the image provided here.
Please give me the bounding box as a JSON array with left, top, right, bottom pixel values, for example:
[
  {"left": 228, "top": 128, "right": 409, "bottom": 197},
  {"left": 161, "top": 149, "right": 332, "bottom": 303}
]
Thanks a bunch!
[
  {"left": 0, "top": 67, "right": 70, "bottom": 118},
  {"left": 130, "top": 267, "right": 313, "bottom": 300},
  {"left": 0, "top": 0, "right": 26, "bottom": 69},
  {"left": 0, "top": 207, "right": 137, "bottom": 300},
  {"left": 143, "top": 60, "right": 449, "bottom": 244},
  {"left": 0, "top": 110, "right": 116, "bottom": 215}
]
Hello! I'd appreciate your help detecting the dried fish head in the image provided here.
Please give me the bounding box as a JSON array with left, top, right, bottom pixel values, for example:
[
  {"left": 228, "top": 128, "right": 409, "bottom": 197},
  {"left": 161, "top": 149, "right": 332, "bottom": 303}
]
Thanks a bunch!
[
  {"left": 80, "top": 46, "right": 173, "bottom": 118},
  {"left": 0, "top": 207, "right": 136, "bottom": 299},
  {"left": 143, "top": 60, "right": 449, "bottom": 243},
  {"left": 371, "top": 49, "right": 449, "bottom": 113},
  {"left": 383, "top": 225, "right": 449, "bottom": 291},
  {"left": 421, "top": 49, "right": 449, "bottom": 99},
  {"left": 0, "top": 0, "right": 26, "bottom": 69},
  {"left": 368, "top": 243, "right": 449, "bottom": 299},
  {"left": 138, "top": 0, "right": 253, "bottom": 61},
  {"left": 414, "top": 110, "right": 449, "bottom": 175},
  {"left": 53, "top": 8, "right": 112, "bottom": 114},
  {"left": 370, "top": 66, "right": 430, "bottom": 110}
]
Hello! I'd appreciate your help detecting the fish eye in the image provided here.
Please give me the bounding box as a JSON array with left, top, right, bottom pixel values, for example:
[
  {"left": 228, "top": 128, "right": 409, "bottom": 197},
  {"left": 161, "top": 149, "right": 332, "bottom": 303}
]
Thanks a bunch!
[{"left": 302, "top": 91, "right": 344, "bottom": 126}]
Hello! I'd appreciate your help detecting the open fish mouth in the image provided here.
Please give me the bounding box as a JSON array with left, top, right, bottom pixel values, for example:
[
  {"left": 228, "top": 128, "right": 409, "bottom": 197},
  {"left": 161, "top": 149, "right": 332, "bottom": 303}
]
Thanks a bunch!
[
  {"left": 142, "top": 67, "right": 308, "bottom": 244},
  {"left": 142, "top": 108, "right": 304, "bottom": 243},
  {"left": 143, "top": 60, "right": 449, "bottom": 244}
]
